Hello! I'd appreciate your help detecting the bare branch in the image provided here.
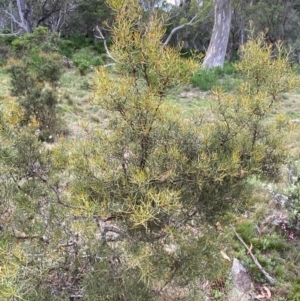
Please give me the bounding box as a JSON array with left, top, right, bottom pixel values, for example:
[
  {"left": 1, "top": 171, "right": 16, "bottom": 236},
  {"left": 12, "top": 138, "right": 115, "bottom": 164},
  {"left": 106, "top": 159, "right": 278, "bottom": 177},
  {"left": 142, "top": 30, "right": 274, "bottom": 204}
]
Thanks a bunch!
[
  {"left": 98, "top": 221, "right": 124, "bottom": 242},
  {"left": 0, "top": 30, "right": 21, "bottom": 36},
  {"left": 36, "top": 8, "right": 61, "bottom": 26},
  {"left": 4, "top": 10, "right": 23, "bottom": 29},
  {"left": 49, "top": 184, "right": 82, "bottom": 209},
  {"left": 165, "top": 11, "right": 180, "bottom": 22},
  {"left": 163, "top": 15, "right": 199, "bottom": 48},
  {"left": 69, "top": 295, "right": 83, "bottom": 299},
  {"left": 231, "top": 224, "right": 276, "bottom": 284},
  {"left": 31, "top": 167, "right": 83, "bottom": 210},
  {"left": 94, "top": 25, "right": 119, "bottom": 63},
  {"left": 103, "top": 63, "right": 114, "bottom": 68},
  {"left": 66, "top": 3, "right": 79, "bottom": 11},
  {"left": 58, "top": 241, "right": 77, "bottom": 248}
]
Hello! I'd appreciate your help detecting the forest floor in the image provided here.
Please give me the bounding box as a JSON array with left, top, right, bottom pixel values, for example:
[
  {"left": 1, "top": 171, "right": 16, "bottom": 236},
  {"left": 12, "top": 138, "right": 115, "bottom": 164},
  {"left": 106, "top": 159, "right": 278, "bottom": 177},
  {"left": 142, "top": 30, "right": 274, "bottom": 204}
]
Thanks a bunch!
[{"left": 2, "top": 66, "right": 300, "bottom": 300}]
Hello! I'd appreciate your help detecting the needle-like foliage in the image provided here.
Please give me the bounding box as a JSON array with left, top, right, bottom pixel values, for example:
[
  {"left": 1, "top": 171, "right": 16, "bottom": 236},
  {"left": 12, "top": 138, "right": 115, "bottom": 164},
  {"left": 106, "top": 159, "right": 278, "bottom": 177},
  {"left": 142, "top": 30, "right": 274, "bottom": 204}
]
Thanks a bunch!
[{"left": 0, "top": 2, "right": 299, "bottom": 300}]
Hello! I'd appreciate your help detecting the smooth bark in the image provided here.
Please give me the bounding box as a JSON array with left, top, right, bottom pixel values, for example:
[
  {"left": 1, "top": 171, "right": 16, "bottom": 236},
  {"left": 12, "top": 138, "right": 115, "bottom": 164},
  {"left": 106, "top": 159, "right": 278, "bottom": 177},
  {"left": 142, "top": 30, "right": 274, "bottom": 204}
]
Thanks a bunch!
[
  {"left": 16, "top": 0, "right": 32, "bottom": 33},
  {"left": 5, "top": 0, "right": 74, "bottom": 33},
  {"left": 203, "top": 0, "right": 232, "bottom": 68}
]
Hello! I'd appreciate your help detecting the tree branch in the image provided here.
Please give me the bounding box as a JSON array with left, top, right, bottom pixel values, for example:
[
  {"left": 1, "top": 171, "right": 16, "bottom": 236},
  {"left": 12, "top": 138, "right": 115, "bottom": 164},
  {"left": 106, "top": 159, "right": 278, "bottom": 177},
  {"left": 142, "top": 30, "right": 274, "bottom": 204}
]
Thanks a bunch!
[
  {"left": 93, "top": 25, "right": 119, "bottom": 64},
  {"left": 0, "top": 30, "right": 21, "bottom": 36},
  {"left": 4, "top": 10, "right": 23, "bottom": 29},
  {"left": 231, "top": 224, "right": 276, "bottom": 284},
  {"left": 36, "top": 8, "right": 61, "bottom": 26},
  {"left": 163, "top": 15, "right": 199, "bottom": 48}
]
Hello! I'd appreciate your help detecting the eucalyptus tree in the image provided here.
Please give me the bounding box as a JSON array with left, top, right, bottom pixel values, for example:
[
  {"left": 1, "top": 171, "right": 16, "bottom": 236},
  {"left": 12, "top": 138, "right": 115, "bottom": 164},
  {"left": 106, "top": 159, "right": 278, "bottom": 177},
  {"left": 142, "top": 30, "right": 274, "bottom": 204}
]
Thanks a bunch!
[
  {"left": 203, "top": 0, "right": 232, "bottom": 68},
  {"left": 0, "top": 0, "right": 11, "bottom": 31},
  {"left": 245, "top": 0, "right": 300, "bottom": 43},
  {"left": 4, "top": 0, "right": 78, "bottom": 33}
]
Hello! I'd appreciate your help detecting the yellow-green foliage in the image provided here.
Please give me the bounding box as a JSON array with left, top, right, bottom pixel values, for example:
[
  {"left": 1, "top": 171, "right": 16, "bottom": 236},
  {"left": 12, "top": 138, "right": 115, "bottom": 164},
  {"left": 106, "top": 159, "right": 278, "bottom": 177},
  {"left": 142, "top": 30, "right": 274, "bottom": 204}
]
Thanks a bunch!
[
  {"left": 237, "top": 33, "right": 299, "bottom": 99},
  {"left": 0, "top": 234, "right": 23, "bottom": 300},
  {"left": 207, "top": 34, "right": 299, "bottom": 180},
  {"left": 0, "top": 1, "right": 299, "bottom": 300},
  {"left": 6, "top": 30, "right": 63, "bottom": 141},
  {"left": 69, "top": 3, "right": 296, "bottom": 300}
]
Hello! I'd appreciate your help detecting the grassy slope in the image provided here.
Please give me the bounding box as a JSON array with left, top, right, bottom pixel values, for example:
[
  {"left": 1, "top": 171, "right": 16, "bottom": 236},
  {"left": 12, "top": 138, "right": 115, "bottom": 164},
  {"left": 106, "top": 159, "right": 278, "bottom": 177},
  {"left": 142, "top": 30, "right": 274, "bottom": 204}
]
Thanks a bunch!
[{"left": 2, "top": 66, "right": 300, "bottom": 300}]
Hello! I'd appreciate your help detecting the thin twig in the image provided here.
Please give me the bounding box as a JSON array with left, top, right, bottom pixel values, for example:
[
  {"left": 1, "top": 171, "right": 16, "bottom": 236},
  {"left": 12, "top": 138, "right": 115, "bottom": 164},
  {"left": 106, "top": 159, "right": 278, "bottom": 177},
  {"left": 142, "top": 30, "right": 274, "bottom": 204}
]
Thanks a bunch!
[
  {"left": 14, "top": 233, "right": 39, "bottom": 239},
  {"left": 32, "top": 168, "right": 82, "bottom": 210},
  {"left": 58, "top": 241, "right": 76, "bottom": 248},
  {"left": 69, "top": 295, "right": 83, "bottom": 299},
  {"left": 231, "top": 224, "right": 276, "bottom": 284},
  {"left": 49, "top": 184, "right": 82, "bottom": 210}
]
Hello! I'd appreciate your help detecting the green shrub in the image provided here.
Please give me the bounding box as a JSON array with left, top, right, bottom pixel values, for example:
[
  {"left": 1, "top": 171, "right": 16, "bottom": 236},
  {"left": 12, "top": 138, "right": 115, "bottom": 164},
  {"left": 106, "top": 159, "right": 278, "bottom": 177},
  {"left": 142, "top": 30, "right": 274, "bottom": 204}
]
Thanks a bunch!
[
  {"left": 0, "top": 34, "right": 18, "bottom": 65},
  {"left": 70, "top": 8, "right": 296, "bottom": 300},
  {"left": 191, "top": 62, "right": 238, "bottom": 91},
  {"left": 0, "top": 32, "right": 18, "bottom": 46},
  {"left": 73, "top": 47, "right": 104, "bottom": 75},
  {"left": 218, "top": 61, "right": 238, "bottom": 76},
  {"left": 5, "top": 27, "right": 65, "bottom": 140},
  {"left": 0, "top": 45, "right": 10, "bottom": 66},
  {"left": 275, "top": 265, "right": 285, "bottom": 277},
  {"left": 59, "top": 35, "right": 110, "bottom": 55},
  {"left": 11, "top": 26, "right": 59, "bottom": 57},
  {"left": 73, "top": 57, "right": 90, "bottom": 75},
  {"left": 6, "top": 51, "right": 63, "bottom": 140},
  {"left": 287, "top": 182, "right": 300, "bottom": 231},
  {"left": 91, "top": 55, "right": 105, "bottom": 66},
  {"left": 65, "top": 34, "right": 94, "bottom": 50},
  {"left": 94, "top": 40, "right": 112, "bottom": 54},
  {"left": 1, "top": 3, "right": 298, "bottom": 300},
  {"left": 191, "top": 68, "right": 219, "bottom": 91},
  {"left": 58, "top": 39, "right": 75, "bottom": 58}
]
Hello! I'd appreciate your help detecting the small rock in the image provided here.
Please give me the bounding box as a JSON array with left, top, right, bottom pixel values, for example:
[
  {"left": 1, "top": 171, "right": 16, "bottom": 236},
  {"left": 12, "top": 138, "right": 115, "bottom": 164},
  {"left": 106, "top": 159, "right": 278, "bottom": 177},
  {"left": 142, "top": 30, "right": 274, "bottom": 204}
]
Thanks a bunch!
[
  {"left": 228, "top": 258, "right": 253, "bottom": 301},
  {"left": 232, "top": 258, "right": 252, "bottom": 292}
]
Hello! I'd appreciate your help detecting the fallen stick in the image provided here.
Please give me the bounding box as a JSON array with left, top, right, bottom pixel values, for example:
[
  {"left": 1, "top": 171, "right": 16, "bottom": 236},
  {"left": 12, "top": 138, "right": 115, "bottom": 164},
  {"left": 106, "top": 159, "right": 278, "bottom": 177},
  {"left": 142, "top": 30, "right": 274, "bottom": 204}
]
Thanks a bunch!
[{"left": 230, "top": 224, "right": 276, "bottom": 285}]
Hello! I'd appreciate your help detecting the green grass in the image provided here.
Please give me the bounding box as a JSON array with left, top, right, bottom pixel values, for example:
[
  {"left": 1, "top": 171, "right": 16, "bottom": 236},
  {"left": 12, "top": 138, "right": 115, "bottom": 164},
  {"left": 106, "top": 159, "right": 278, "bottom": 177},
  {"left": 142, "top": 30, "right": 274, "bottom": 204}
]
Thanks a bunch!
[
  {"left": 191, "top": 62, "right": 240, "bottom": 92},
  {"left": 166, "top": 85, "right": 210, "bottom": 115}
]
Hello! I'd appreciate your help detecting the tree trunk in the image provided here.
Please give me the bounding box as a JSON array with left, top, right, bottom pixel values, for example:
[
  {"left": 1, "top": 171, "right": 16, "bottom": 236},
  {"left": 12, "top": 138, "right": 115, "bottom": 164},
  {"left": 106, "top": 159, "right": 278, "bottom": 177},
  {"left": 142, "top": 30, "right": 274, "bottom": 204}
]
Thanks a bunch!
[
  {"left": 203, "top": 0, "right": 232, "bottom": 69},
  {"left": 16, "top": 0, "right": 33, "bottom": 33}
]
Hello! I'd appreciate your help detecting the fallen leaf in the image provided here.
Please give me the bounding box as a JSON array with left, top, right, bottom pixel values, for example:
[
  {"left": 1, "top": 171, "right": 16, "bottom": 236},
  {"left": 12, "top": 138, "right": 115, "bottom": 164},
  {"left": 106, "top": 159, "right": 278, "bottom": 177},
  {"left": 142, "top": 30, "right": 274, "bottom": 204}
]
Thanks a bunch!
[
  {"left": 220, "top": 250, "right": 231, "bottom": 262},
  {"left": 14, "top": 231, "right": 28, "bottom": 238},
  {"left": 158, "top": 169, "right": 173, "bottom": 182},
  {"left": 255, "top": 286, "right": 272, "bottom": 300},
  {"left": 215, "top": 221, "right": 223, "bottom": 231},
  {"left": 262, "top": 286, "right": 271, "bottom": 299}
]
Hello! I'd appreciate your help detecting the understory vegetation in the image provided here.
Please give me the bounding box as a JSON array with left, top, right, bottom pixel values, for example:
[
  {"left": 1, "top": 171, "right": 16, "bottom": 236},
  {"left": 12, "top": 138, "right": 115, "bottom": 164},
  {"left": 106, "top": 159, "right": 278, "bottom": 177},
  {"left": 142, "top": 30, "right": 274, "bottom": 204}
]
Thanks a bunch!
[{"left": 2, "top": 1, "right": 300, "bottom": 301}]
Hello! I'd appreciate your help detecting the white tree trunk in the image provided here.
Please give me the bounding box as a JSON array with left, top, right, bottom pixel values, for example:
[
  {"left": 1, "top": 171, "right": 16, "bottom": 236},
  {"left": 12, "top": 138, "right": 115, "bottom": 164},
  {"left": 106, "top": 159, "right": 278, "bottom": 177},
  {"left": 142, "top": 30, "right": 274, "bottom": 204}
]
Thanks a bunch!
[
  {"left": 203, "top": 0, "right": 232, "bottom": 69},
  {"left": 16, "top": 0, "right": 33, "bottom": 33}
]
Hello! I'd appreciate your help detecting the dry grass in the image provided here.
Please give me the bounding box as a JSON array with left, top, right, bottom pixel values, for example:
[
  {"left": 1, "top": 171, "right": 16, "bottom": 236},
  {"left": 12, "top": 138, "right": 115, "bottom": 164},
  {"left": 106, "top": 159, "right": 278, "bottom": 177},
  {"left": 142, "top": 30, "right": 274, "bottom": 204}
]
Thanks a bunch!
[{"left": 0, "top": 69, "right": 11, "bottom": 99}]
